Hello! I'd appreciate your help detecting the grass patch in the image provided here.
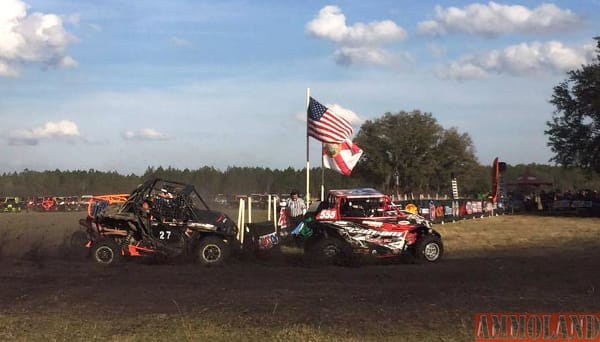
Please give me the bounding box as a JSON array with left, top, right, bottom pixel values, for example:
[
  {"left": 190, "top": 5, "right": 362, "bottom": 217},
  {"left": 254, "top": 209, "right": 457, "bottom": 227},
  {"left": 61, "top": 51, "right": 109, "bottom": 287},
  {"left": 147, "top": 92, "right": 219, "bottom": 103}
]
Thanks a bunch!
[
  {"left": 435, "top": 214, "right": 600, "bottom": 258},
  {"left": 0, "top": 311, "right": 477, "bottom": 342}
]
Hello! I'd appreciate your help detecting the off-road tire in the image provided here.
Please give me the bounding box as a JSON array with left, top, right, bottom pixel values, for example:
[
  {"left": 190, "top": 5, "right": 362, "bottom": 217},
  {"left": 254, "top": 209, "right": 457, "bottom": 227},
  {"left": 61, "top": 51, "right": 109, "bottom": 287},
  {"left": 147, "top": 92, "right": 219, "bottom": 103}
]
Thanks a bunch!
[
  {"left": 412, "top": 235, "right": 443, "bottom": 263},
  {"left": 90, "top": 239, "right": 123, "bottom": 266},
  {"left": 196, "top": 236, "right": 230, "bottom": 266},
  {"left": 305, "top": 236, "right": 350, "bottom": 266}
]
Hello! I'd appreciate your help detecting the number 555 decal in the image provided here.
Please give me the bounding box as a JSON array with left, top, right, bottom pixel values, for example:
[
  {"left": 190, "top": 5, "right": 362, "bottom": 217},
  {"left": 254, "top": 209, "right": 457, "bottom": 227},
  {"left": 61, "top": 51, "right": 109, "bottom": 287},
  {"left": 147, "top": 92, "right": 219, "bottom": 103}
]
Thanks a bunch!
[{"left": 317, "top": 209, "right": 337, "bottom": 220}]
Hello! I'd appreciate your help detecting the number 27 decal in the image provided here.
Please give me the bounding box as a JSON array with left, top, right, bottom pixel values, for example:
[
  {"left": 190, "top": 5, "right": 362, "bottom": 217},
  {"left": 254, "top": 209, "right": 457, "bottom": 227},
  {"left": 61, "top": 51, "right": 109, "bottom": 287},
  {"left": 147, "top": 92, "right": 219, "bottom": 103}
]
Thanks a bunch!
[{"left": 159, "top": 231, "right": 172, "bottom": 240}]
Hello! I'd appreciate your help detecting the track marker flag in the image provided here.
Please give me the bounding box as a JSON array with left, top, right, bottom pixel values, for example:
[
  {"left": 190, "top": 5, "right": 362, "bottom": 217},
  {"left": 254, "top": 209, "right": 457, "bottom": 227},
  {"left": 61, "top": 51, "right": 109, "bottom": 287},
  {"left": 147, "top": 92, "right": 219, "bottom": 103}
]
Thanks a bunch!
[
  {"left": 322, "top": 139, "right": 363, "bottom": 176},
  {"left": 307, "top": 97, "right": 353, "bottom": 143}
]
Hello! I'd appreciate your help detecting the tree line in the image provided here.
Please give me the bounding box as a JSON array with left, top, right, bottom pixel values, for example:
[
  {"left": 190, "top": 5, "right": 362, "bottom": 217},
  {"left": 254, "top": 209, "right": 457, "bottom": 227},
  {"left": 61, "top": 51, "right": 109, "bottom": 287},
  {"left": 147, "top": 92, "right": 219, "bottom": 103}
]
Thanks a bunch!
[{"left": 1, "top": 163, "right": 600, "bottom": 200}]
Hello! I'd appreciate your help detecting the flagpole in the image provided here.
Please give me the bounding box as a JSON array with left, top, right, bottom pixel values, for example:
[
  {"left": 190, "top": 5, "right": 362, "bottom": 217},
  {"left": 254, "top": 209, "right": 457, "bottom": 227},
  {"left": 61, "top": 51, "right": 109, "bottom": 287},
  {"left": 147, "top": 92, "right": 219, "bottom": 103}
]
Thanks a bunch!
[
  {"left": 321, "top": 142, "right": 325, "bottom": 201},
  {"left": 305, "top": 87, "right": 310, "bottom": 207}
]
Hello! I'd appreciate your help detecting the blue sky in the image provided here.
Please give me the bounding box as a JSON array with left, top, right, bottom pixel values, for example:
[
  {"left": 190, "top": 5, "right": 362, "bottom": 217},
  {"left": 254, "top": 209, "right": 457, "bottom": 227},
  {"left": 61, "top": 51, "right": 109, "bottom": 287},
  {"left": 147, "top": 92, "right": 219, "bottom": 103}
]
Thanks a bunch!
[{"left": 1, "top": 0, "right": 599, "bottom": 174}]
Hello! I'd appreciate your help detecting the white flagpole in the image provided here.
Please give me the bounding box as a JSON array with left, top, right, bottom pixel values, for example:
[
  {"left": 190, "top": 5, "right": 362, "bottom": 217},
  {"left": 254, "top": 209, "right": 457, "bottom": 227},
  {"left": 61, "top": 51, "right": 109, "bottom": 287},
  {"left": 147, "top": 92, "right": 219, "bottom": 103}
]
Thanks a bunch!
[
  {"left": 306, "top": 87, "right": 310, "bottom": 207},
  {"left": 321, "top": 142, "right": 325, "bottom": 201}
]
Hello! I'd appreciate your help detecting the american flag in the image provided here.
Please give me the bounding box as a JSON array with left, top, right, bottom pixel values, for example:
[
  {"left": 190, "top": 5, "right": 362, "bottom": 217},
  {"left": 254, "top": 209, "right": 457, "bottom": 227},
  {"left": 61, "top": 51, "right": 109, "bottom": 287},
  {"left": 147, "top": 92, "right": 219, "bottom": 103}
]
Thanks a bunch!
[{"left": 307, "top": 97, "right": 353, "bottom": 143}]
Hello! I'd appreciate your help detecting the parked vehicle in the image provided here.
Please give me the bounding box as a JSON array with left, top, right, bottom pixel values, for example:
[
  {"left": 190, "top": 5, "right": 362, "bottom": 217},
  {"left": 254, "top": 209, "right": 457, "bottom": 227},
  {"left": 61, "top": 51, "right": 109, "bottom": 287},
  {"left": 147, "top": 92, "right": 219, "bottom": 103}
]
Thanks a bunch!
[
  {"left": 2, "top": 197, "right": 23, "bottom": 212},
  {"left": 1, "top": 197, "right": 22, "bottom": 212},
  {"left": 24, "top": 197, "right": 35, "bottom": 211},
  {"left": 40, "top": 196, "right": 56, "bottom": 211},
  {"left": 54, "top": 196, "right": 67, "bottom": 211},
  {"left": 213, "top": 193, "right": 228, "bottom": 206},
  {"left": 65, "top": 196, "right": 80, "bottom": 211},
  {"left": 79, "top": 195, "right": 93, "bottom": 211}
]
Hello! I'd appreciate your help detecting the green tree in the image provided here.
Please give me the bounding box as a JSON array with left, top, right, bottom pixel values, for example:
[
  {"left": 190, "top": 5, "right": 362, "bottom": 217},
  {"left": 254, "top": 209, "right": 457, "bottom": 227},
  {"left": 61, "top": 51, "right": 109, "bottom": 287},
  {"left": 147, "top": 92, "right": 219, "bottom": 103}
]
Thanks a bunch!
[
  {"left": 353, "top": 110, "right": 479, "bottom": 195},
  {"left": 546, "top": 37, "right": 600, "bottom": 173},
  {"left": 431, "top": 128, "right": 480, "bottom": 194}
]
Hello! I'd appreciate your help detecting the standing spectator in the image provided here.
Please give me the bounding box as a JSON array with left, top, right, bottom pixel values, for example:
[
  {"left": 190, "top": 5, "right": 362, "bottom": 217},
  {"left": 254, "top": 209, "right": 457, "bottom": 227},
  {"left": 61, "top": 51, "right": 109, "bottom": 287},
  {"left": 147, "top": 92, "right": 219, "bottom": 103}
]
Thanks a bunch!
[{"left": 286, "top": 190, "right": 307, "bottom": 229}]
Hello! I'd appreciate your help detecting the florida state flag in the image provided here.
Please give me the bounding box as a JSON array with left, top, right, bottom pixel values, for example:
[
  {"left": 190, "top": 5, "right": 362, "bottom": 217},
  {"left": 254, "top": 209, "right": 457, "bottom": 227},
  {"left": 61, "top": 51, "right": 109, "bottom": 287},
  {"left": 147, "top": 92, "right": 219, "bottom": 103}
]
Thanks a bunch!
[{"left": 322, "top": 139, "right": 363, "bottom": 176}]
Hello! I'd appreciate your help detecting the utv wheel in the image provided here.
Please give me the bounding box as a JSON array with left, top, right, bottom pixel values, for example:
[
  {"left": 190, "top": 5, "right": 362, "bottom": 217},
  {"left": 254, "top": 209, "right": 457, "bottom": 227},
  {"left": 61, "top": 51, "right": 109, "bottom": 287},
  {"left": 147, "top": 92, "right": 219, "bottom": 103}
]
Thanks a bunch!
[
  {"left": 196, "top": 237, "right": 230, "bottom": 266},
  {"left": 413, "top": 235, "right": 443, "bottom": 263},
  {"left": 91, "top": 239, "right": 122, "bottom": 266},
  {"left": 306, "top": 237, "right": 349, "bottom": 265}
]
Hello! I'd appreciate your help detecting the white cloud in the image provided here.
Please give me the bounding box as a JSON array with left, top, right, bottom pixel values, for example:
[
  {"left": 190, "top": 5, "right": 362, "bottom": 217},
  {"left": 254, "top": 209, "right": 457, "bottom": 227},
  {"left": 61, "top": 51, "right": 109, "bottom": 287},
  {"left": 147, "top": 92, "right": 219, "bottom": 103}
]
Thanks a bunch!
[
  {"left": 7, "top": 120, "right": 81, "bottom": 145},
  {"left": 0, "top": 0, "right": 77, "bottom": 77},
  {"left": 60, "top": 55, "right": 77, "bottom": 67},
  {"left": 334, "top": 46, "right": 394, "bottom": 66},
  {"left": 582, "top": 42, "right": 598, "bottom": 62},
  {"left": 418, "top": 2, "right": 582, "bottom": 37},
  {"left": 0, "top": 60, "right": 19, "bottom": 77},
  {"left": 123, "top": 128, "right": 170, "bottom": 141},
  {"left": 306, "top": 5, "right": 407, "bottom": 45},
  {"left": 170, "top": 36, "right": 192, "bottom": 47},
  {"left": 436, "top": 60, "right": 489, "bottom": 81},
  {"left": 437, "top": 41, "right": 596, "bottom": 80},
  {"left": 328, "top": 103, "right": 365, "bottom": 125},
  {"left": 306, "top": 5, "right": 408, "bottom": 67},
  {"left": 427, "top": 43, "right": 447, "bottom": 58},
  {"left": 295, "top": 102, "right": 365, "bottom": 126}
]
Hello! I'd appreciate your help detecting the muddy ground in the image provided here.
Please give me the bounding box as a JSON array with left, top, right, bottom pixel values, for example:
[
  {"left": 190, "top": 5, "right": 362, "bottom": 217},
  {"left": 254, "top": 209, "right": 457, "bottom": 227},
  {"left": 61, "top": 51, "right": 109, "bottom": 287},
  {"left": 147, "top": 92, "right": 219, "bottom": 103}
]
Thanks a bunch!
[{"left": 0, "top": 212, "right": 599, "bottom": 341}]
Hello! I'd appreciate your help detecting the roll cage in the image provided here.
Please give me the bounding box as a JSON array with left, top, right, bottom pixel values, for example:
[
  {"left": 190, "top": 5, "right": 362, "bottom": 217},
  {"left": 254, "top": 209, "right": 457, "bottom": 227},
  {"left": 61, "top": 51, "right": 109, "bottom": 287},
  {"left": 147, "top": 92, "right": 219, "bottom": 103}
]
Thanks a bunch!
[{"left": 118, "top": 178, "right": 212, "bottom": 222}]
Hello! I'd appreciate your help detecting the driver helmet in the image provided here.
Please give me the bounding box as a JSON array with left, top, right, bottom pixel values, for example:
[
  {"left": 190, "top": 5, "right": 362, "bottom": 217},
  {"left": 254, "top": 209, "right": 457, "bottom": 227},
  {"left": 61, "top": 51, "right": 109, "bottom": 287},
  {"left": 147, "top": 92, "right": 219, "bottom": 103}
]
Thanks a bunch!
[{"left": 160, "top": 189, "right": 174, "bottom": 199}]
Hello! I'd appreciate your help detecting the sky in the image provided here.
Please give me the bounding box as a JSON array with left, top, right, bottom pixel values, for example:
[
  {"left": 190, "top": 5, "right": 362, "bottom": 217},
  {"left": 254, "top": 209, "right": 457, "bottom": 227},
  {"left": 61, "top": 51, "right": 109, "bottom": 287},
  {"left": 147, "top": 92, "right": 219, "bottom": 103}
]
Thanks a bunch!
[{"left": 0, "top": 0, "right": 599, "bottom": 175}]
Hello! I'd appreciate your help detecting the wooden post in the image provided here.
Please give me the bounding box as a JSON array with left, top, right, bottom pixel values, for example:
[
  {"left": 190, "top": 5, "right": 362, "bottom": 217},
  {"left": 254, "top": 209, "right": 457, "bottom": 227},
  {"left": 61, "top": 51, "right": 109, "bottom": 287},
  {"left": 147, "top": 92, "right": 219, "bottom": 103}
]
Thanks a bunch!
[
  {"left": 273, "top": 196, "right": 278, "bottom": 230},
  {"left": 237, "top": 198, "right": 246, "bottom": 243},
  {"left": 267, "top": 194, "right": 272, "bottom": 221},
  {"left": 248, "top": 196, "right": 252, "bottom": 223}
]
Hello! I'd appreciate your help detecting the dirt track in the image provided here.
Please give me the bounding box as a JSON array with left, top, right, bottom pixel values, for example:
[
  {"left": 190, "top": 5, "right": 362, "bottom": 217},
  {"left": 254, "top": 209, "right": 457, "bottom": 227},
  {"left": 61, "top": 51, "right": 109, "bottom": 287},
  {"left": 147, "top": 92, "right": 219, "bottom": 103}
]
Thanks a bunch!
[{"left": 1, "top": 212, "right": 599, "bottom": 341}]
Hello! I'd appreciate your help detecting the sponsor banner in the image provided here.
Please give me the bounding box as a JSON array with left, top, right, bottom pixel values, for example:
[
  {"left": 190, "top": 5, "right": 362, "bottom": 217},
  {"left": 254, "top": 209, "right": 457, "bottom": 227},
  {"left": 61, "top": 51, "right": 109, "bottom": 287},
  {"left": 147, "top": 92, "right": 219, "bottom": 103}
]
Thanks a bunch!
[
  {"left": 434, "top": 205, "right": 444, "bottom": 219},
  {"left": 465, "top": 201, "right": 473, "bottom": 215},
  {"left": 553, "top": 200, "right": 572, "bottom": 209},
  {"left": 258, "top": 232, "right": 279, "bottom": 250},
  {"left": 405, "top": 203, "right": 418, "bottom": 215},
  {"left": 552, "top": 200, "right": 594, "bottom": 209},
  {"left": 453, "top": 201, "right": 460, "bottom": 217},
  {"left": 571, "top": 200, "right": 593, "bottom": 208},
  {"left": 474, "top": 313, "right": 600, "bottom": 342},
  {"left": 277, "top": 207, "right": 287, "bottom": 228}
]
